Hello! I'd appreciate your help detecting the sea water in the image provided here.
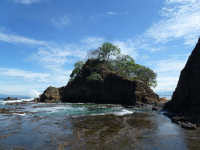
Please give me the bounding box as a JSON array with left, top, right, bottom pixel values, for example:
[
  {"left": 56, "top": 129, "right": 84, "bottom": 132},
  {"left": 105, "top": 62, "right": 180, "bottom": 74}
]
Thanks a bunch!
[{"left": 0, "top": 97, "right": 138, "bottom": 116}]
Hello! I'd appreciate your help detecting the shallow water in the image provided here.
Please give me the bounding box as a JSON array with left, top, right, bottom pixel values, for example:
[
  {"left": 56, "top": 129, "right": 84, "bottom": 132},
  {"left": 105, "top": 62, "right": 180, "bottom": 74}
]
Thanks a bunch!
[{"left": 1, "top": 98, "right": 200, "bottom": 149}]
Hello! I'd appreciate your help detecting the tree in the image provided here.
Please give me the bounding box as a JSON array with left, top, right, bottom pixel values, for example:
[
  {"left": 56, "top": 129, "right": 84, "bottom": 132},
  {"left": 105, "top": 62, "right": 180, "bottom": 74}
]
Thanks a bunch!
[
  {"left": 88, "top": 42, "right": 121, "bottom": 61},
  {"left": 134, "top": 65, "right": 157, "bottom": 88},
  {"left": 69, "top": 61, "right": 84, "bottom": 82},
  {"left": 106, "top": 54, "right": 157, "bottom": 88}
]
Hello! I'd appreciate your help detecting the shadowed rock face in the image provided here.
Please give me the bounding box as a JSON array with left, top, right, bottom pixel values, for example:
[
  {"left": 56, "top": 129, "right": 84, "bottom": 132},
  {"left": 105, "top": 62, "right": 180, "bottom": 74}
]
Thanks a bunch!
[
  {"left": 37, "top": 59, "right": 160, "bottom": 105},
  {"left": 164, "top": 39, "right": 200, "bottom": 114}
]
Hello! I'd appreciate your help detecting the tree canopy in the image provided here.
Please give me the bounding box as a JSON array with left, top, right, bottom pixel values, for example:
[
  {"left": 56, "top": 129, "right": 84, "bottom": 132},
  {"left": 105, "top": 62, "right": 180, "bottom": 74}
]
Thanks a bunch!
[
  {"left": 69, "top": 61, "right": 84, "bottom": 82},
  {"left": 70, "top": 42, "right": 157, "bottom": 88},
  {"left": 87, "top": 42, "right": 121, "bottom": 61}
]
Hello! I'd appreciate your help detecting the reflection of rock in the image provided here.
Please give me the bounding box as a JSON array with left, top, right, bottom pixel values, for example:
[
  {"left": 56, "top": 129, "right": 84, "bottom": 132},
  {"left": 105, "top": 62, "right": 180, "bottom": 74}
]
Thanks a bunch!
[
  {"left": 38, "top": 59, "right": 160, "bottom": 105},
  {"left": 164, "top": 39, "right": 200, "bottom": 125},
  {"left": 3, "top": 97, "right": 20, "bottom": 101}
]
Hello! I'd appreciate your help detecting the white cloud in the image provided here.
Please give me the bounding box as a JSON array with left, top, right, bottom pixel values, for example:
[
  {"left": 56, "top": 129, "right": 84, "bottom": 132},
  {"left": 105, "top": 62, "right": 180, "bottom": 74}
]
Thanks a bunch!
[
  {"left": 166, "top": 0, "right": 196, "bottom": 4},
  {"left": 0, "top": 32, "right": 46, "bottom": 45},
  {"left": 81, "top": 36, "right": 105, "bottom": 48},
  {"left": 152, "top": 54, "right": 188, "bottom": 92},
  {"left": 107, "top": 12, "right": 116, "bottom": 15},
  {"left": 141, "top": 54, "right": 149, "bottom": 60},
  {"left": 28, "top": 44, "right": 87, "bottom": 72},
  {"left": 51, "top": 15, "right": 71, "bottom": 28},
  {"left": 153, "top": 59, "right": 186, "bottom": 73},
  {"left": 144, "top": 0, "right": 200, "bottom": 45},
  {"left": 0, "top": 68, "right": 50, "bottom": 82},
  {"left": 113, "top": 40, "right": 138, "bottom": 60},
  {"left": 10, "top": 0, "right": 40, "bottom": 5},
  {"left": 89, "top": 12, "right": 129, "bottom": 22}
]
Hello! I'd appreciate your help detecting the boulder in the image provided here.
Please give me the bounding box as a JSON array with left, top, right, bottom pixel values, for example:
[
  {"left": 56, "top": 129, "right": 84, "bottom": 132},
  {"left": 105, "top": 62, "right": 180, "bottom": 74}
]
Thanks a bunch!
[
  {"left": 3, "top": 97, "right": 20, "bottom": 101},
  {"left": 171, "top": 116, "right": 186, "bottom": 124},
  {"left": 37, "top": 86, "right": 61, "bottom": 103},
  {"left": 181, "top": 122, "right": 196, "bottom": 130},
  {"left": 38, "top": 59, "right": 160, "bottom": 105}
]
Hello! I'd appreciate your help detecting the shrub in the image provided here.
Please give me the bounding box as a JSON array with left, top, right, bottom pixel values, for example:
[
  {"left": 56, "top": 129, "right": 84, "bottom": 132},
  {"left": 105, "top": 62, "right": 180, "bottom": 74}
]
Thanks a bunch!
[{"left": 86, "top": 73, "right": 102, "bottom": 81}]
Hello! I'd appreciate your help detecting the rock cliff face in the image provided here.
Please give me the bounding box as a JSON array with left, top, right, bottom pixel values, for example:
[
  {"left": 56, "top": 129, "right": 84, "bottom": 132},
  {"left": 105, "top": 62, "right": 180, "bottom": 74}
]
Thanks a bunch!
[
  {"left": 37, "top": 59, "right": 160, "bottom": 105},
  {"left": 164, "top": 39, "right": 200, "bottom": 114}
]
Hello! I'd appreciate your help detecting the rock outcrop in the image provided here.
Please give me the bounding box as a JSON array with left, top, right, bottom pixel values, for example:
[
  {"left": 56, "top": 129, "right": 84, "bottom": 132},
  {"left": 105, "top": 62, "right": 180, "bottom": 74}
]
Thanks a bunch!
[
  {"left": 37, "top": 59, "right": 160, "bottom": 105},
  {"left": 3, "top": 97, "right": 20, "bottom": 101},
  {"left": 164, "top": 39, "right": 200, "bottom": 123},
  {"left": 36, "top": 86, "right": 62, "bottom": 103}
]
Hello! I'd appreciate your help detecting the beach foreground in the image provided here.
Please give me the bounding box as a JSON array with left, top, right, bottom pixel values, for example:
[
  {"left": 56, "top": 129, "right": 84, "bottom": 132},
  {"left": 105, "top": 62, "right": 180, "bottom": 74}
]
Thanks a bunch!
[{"left": 1, "top": 99, "right": 200, "bottom": 150}]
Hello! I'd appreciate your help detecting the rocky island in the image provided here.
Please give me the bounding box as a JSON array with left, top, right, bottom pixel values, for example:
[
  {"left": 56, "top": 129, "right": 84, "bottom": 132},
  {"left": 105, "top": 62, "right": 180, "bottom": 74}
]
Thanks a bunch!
[
  {"left": 36, "top": 59, "right": 160, "bottom": 105},
  {"left": 36, "top": 42, "right": 160, "bottom": 106},
  {"left": 3, "top": 97, "right": 20, "bottom": 101}
]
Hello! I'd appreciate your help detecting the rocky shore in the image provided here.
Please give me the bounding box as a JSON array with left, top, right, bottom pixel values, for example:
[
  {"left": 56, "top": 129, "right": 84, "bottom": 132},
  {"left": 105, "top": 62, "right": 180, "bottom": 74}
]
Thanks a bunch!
[{"left": 1, "top": 100, "right": 200, "bottom": 149}]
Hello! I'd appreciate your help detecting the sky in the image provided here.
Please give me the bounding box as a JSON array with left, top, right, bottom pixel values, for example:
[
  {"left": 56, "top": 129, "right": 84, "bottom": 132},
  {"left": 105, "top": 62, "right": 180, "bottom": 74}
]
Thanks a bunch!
[{"left": 0, "top": 0, "right": 200, "bottom": 97}]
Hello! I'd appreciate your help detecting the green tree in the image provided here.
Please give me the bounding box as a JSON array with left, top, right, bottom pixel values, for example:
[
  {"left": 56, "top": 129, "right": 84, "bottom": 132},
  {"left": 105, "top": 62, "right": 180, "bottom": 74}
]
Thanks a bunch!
[
  {"left": 106, "top": 54, "right": 157, "bottom": 88},
  {"left": 88, "top": 42, "right": 121, "bottom": 61},
  {"left": 134, "top": 65, "right": 157, "bottom": 88},
  {"left": 69, "top": 61, "right": 84, "bottom": 82}
]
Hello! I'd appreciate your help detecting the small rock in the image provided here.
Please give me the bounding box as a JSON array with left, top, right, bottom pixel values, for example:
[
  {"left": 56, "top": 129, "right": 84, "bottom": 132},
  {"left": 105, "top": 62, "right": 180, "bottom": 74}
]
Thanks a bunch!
[
  {"left": 134, "top": 103, "right": 143, "bottom": 107},
  {"left": 3, "top": 97, "right": 20, "bottom": 101},
  {"left": 181, "top": 122, "right": 196, "bottom": 130},
  {"left": 171, "top": 116, "right": 186, "bottom": 124},
  {"left": 178, "top": 121, "right": 182, "bottom": 125},
  {"left": 123, "top": 105, "right": 135, "bottom": 109},
  {"left": 152, "top": 107, "right": 158, "bottom": 111},
  {"left": 0, "top": 108, "right": 10, "bottom": 114}
]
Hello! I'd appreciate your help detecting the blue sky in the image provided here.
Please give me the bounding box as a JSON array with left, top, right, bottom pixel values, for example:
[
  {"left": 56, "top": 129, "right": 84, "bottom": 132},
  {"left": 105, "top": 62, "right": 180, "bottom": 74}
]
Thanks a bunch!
[{"left": 0, "top": 0, "right": 199, "bottom": 97}]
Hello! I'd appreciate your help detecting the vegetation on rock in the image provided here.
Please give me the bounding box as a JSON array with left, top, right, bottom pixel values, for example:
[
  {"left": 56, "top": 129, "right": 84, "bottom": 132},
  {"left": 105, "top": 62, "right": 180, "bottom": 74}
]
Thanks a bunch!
[
  {"left": 69, "top": 61, "right": 84, "bottom": 82},
  {"left": 70, "top": 42, "right": 157, "bottom": 87},
  {"left": 86, "top": 72, "right": 102, "bottom": 82}
]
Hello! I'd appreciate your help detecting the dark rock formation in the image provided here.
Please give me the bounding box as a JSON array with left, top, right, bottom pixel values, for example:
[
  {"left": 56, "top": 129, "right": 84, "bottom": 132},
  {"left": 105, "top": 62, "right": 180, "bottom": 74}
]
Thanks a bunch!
[
  {"left": 164, "top": 39, "right": 200, "bottom": 125},
  {"left": 37, "top": 59, "right": 160, "bottom": 105},
  {"left": 3, "top": 97, "right": 20, "bottom": 101},
  {"left": 37, "top": 86, "right": 61, "bottom": 103}
]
